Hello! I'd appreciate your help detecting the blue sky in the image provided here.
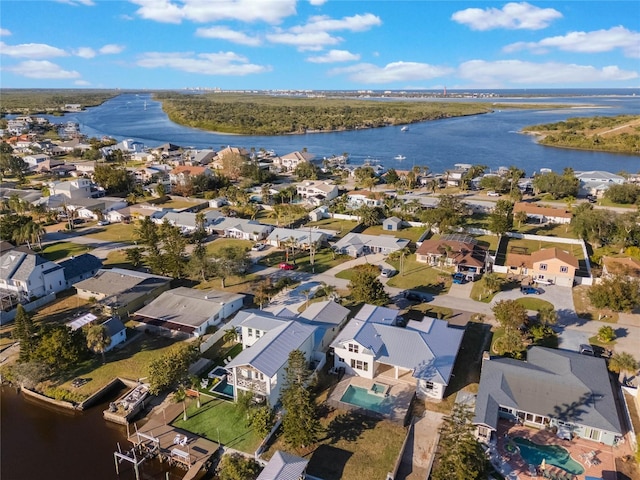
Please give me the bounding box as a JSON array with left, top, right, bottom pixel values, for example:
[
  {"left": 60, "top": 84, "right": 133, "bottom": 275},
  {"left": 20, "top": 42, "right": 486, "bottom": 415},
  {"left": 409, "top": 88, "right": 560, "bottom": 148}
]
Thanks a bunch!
[{"left": 1, "top": 1, "right": 639, "bottom": 89}]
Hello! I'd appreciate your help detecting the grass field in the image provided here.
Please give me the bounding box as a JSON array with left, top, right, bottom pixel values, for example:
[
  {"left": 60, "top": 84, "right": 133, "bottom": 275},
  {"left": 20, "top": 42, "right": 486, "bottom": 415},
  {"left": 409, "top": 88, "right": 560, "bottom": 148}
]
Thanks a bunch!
[
  {"left": 80, "top": 223, "right": 137, "bottom": 243},
  {"left": 306, "top": 218, "right": 358, "bottom": 238},
  {"left": 41, "top": 241, "right": 93, "bottom": 261},
  {"left": 502, "top": 237, "right": 585, "bottom": 260},
  {"left": 360, "top": 225, "right": 427, "bottom": 243},
  {"left": 514, "top": 297, "right": 554, "bottom": 311},
  {"left": 173, "top": 396, "right": 263, "bottom": 453},
  {"left": 386, "top": 256, "right": 452, "bottom": 294},
  {"left": 206, "top": 238, "right": 253, "bottom": 255}
]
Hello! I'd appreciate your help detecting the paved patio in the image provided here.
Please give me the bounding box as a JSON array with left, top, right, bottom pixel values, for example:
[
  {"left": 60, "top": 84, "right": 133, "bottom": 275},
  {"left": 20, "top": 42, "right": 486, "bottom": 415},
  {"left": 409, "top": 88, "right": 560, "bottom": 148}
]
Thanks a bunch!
[
  {"left": 326, "top": 374, "right": 415, "bottom": 424},
  {"left": 492, "top": 419, "right": 633, "bottom": 480}
]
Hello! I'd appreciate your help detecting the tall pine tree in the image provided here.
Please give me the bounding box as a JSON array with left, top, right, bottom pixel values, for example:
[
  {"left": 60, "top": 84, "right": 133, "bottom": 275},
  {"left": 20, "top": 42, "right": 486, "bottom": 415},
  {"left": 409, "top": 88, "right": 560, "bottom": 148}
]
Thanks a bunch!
[{"left": 13, "top": 304, "right": 36, "bottom": 362}]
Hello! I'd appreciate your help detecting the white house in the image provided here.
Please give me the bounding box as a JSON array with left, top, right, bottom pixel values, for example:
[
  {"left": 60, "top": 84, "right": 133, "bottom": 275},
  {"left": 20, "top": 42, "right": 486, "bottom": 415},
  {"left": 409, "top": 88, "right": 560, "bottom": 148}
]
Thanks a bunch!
[
  {"left": 0, "top": 246, "right": 66, "bottom": 300},
  {"left": 23, "top": 153, "right": 51, "bottom": 170},
  {"left": 210, "top": 217, "right": 273, "bottom": 241},
  {"left": 102, "top": 317, "right": 127, "bottom": 351},
  {"left": 346, "top": 190, "right": 385, "bottom": 208},
  {"left": 296, "top": 181, "right": 339, "bottom": 202},
  {"left": 332, "top": 233, "right": 410, "bottom": 257},
  {"left": 575, "top": 170, "right": 625, "bottom": 198},
  {"left": 134, "top": 287, "right": 245, "bottom": 337},
  {"left": 49, "top": 178, "right": 92, "bottom": 200},
  {"left": 226, "top": 314, "right": 317, "bottom": 406},
  {"left": 330, "top": 304, "right": 464, "bottom": 400},
  {"left": 273, "top": 150, "right": 315, "bottom": 171},
  {"left": 265, "top": 227, "right": 336, "bottom": 249},
  {"left": 256, "top": 451, "right": 309, "bottom": 480}
]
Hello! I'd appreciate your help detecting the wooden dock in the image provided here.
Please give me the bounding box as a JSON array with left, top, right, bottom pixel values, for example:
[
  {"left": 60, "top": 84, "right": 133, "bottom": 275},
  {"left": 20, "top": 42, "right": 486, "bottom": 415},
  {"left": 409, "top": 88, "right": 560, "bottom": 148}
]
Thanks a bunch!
[{"left": 117, "top": 402, "right": 219, "bottom": 480}]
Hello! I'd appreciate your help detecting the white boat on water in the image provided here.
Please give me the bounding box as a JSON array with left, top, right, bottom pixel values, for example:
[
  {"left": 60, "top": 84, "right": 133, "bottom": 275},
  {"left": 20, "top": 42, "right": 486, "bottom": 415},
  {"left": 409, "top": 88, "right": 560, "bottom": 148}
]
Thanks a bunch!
[
  {"left": 401, "top": 126, "right": 409, "bottom": 132},
  {"left": 394, "top": 155, "right": 406, "bottom": 161}
]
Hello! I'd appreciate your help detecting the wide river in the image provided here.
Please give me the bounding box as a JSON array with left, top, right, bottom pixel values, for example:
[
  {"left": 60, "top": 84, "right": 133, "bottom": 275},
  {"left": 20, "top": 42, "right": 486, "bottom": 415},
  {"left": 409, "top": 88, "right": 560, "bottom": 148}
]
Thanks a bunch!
[{"left": 51, "top": 90, "right": 640, "bottom": 174}]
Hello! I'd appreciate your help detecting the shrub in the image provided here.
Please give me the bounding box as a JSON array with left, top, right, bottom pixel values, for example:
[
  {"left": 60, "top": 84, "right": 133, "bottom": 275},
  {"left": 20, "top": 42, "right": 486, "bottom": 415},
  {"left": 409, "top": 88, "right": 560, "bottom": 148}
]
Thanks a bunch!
[{"left": 597, "top": 325, "right": 616, "bottom": 343}]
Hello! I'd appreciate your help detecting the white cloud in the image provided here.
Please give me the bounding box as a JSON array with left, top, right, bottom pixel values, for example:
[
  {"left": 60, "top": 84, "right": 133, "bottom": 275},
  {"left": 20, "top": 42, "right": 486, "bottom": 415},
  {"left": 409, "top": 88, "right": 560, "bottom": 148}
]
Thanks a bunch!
[
  {"left": 307, "top": 49, "right": 360, "bottom": 63},
  {"left": 75, "top": 47, "right": 96, "bottom": 58},
  {"left": 330, "top": 61, "right": 453, "bottom": 84},
  {"left": 0, "top": 29, "right": 11, "bottom": 36},
  {"left": 75, "top": 80, "right": 91, "bottom": 86},
  {"left": 0, "top": 42, "right": 68, "bottom": 59},
  {"left": 99, "top": 44, "right": 126, "bottom": 55},
  {"left": 196, "top": 26, "right": 261, "bottom": 46},
  {"left": 267, "top": 12, "right": 381, "bottom": 50},
  {"left": 457, "top": 59, "right": 638, "bottom": 86},
  {"left": 131, "top": 0, "right": 296, "bottom": 24},
  {"left": 504, "top": 26, "right": 640, "bottom": 58},
  {"left": 5, "top": 60, "right": 81, "bottom": 79},
  {"left": 309, "top": 0, "right": 327, "bottom": 4},
  {"left": 137, "top": 51, "right": 271, "bottom": 75},
  {"left": 452, "top": 2, "right": 562, "bottom": 31}
]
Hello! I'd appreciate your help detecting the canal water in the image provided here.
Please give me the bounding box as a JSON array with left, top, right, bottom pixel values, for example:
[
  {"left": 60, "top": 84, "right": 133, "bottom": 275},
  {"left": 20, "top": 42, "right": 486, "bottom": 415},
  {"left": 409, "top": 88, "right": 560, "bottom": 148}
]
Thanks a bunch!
[
  {"left": 36, "top": 90, "right": 640, "bottom": 175},
  {"left": 0, "top": 387, "right": 188, "bottom": 480}
]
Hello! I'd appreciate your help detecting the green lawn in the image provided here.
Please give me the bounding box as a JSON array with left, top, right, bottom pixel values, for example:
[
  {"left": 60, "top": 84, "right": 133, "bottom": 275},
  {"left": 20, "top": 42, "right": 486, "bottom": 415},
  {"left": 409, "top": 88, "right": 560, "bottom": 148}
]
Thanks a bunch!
[
  {"left": 502, "top": 237, "right": 585, "bottom": 260},
  {"left": 514, "top": 297, "right": 554, "bottom": 311},
  {"left": 41, "top": 241, "right": 93, "bottom": 261},
  {"left": 206, "top": 238, "right": 253, "bottom": 255},
  {"left": 361, "top": 225, "right": 427, "bottom": 243},
  {"left": 173, "top": 396, "right": 262, "bottom": 453},
  {"left": 386, "top": 256, "right": 452, "bottom": 294},
  {"left": 259, "top": 246, "right": 351, "bottom": 274},
  {"left": 305, "top": 218, "right": 358, "bottom": 238},
  {"left": 59, "top": 334, "right": 183, "bottom": 398},
  {"left": 513, "top": 221, "right": 578, "bottom": 239},
  {"left": 82, "top": 223, "right": 137, "bottom": 243}
]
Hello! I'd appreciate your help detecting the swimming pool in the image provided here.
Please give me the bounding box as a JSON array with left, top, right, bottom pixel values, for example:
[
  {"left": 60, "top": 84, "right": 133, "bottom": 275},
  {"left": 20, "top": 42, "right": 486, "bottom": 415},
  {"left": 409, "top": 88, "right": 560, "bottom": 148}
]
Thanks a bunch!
[
  {"left": 340, "top": 385, "right": 393, "bottom": 414},
  {"left": 211, "top": 379, "right": 234, "bottom": 398},
  {"left": 370, "top": 383, "right": 388, "bottom": 396},
  {"left": 513, "top": 437, "right": 585, "bottom": 475}
]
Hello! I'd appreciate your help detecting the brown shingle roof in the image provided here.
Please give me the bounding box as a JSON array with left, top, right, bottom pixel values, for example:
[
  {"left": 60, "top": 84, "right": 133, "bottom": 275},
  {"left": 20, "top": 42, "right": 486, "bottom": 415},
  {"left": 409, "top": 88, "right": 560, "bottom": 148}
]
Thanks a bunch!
[
  {"left": 531, "top": 247, "right": 579, "bottom": 268},
  {"left": 513, "top": 202, "right": 572, "bottom": 219},
  {"left": 416, "top": 238, "right": 487, "bottom": 268}
]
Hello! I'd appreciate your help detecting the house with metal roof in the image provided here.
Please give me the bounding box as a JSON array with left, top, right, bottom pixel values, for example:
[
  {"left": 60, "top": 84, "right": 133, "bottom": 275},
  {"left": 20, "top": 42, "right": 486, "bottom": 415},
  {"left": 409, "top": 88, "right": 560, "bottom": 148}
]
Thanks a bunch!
[
  {"left": 297, "top": 300, "right": 350, "bottom": 351},
  {"left": 265, "top": 227, "right": 336, "bottom": 249},
  {"left": 330, "top": 304, "right": 464, "bottom": 400},
  {"left": 225, "top": 318, "right": 317, "bottom": 406},
  {"left": 332, "top": 233, "right": 410, "bottom": 258},
  {"left": 256, "top": 450, "right": 309, "bottom": 480},
  {"left": 102, "top": 317, "right": 127, "bottom": 351},
  {"left": 133, "top": 287, "right": 245, "bottom": 337},
  {"left": 0, "top": 245, "right": 66, "bottom": 300},
  {"left": 473, "top": 347, "right": 623, "bottom": 446},
  {"left": 575, "top": 170, "right": 625, "bottom": 198},
  {"left": 210, "top": 217, "right": 273, "bottom": 241}
]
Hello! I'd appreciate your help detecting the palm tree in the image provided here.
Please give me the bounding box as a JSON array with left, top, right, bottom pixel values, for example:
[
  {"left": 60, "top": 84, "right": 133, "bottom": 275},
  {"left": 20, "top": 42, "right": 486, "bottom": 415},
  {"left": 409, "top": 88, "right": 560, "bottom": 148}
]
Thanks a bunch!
[
  {"left": 608, "top": 352, "right": 639, "bottom": 384},
  {"left": 515, "top": 210, "right": 528, "bottom": 228},
  {"left": 397, "top": 247, "right": 410, "bottom": 276},
  {"left": 301, "top": 288, "right": 311, "bottom": 308},
  {"left": 223, "top": 328, "right": 238, "bottom": 346},
  {"left": 86, "top": 324, "right": 112, "bottom": 364}
]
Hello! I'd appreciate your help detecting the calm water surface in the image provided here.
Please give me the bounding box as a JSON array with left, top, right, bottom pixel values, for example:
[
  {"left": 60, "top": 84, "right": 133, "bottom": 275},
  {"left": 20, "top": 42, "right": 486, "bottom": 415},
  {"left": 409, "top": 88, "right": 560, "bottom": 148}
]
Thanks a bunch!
[
  {"left": 48, "top": 91, "right": 640, "bottom": 174},
  {"left": 0, "top": 387, "right": 184, "bottom": 480}
]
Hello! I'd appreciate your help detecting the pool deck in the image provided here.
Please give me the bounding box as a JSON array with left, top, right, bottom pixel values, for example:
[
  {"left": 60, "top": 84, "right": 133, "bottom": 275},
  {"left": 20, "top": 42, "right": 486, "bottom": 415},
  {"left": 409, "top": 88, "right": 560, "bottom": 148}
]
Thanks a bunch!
[
  {"left": 327, "top": 374, "right": 415, "bottom": 423},
  {"left": 494, "top": 419, "right": 633, "bottom": 480}
]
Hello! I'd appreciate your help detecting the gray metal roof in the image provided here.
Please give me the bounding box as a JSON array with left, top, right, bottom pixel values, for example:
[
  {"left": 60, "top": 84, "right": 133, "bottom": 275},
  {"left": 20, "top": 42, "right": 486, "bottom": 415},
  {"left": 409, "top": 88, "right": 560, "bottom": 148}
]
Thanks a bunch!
[
  {"left": 102, "top": 317, "right": 125, "bottom": 337},
  {"left": 298, "top": 300, "right": 350, "bottom": 326},
  {"left": 231, "top": 310, "right": 290, "bottom": 331},
  {"left": 333, "top": 233, "right": 410, "bottom": 252},
  {"left": 135, "top": 287, "right": 244, "bottom": 327},
  {"left": 256, "top": 450, "right": 308, "bottom": 480},
  {"left": 75, "top": 268, "right": 171, "bottom": 296},
  {"left": 226, "top": 321, "right": 316, "bottom": 378},
  {"left": 473, "top": 347, "right": 623, "bottom": 434},
  {"left": 59, "top": 253, "right": 103, "bottom": 282}
]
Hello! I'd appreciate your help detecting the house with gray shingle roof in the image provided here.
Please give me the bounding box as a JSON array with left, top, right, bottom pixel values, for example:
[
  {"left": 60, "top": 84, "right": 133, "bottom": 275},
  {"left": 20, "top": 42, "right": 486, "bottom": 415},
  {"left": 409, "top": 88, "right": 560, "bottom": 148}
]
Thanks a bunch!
[
  {"left": 256, "top": 450, "right": 308, "bottom": 480},
  {"left": 332, "top": 233, "right": 410, "bottom": 258},
  {"left": 58, "top": 253, "right": 103, "bottom": 288},
  {"left": 330, "top": 304, "right": 464, "bottom": 400},
  {"left": 210, "top": 217, "right": 273, "bottom": 241},
  {"left": 473, "top": 347, "right": 623, "bottom": 446},
  {"left": 0, "top": 246, "right": 66, "bottom": 299},
  {"left": 133, "top": 287, "right": 244, "bottom": 337}
]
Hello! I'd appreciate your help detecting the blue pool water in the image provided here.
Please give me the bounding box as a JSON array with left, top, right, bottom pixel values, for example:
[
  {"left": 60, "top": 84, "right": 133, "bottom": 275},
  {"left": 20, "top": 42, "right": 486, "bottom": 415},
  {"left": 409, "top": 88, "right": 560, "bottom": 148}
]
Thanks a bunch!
[
  {"left": 513, "top": 437, "right": 585, "bottom": 475},
  {"left": 340, "top": 385, "right": 393, "bottom": 414},
  {"left": 211, "top": 380, "right": 234, "bottom": 398}
]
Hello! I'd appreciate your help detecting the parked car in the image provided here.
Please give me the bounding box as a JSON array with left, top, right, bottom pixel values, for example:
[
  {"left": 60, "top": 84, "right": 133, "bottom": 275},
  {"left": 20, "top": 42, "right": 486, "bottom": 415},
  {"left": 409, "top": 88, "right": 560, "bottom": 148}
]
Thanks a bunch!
[
  {"left": 579, "top": 344, "right": 595, "bottom": 356},
  {"left": 380, "top": 268, "right": 396, "bottom": 278},
  {"left": 487, "top": 191, "right": 501, "bottom": 197},
  {"left": 535, "top": 278, "right": 553, "bottom": 286},
  {"left": 279, "top": 262, "right": 295, "bottom": 270},
  {"left": 404, "top": 290, "right": 430, "bottom": 302},
  {"left": 97, "top": 220, "right": 109, "bottom": 226},
  {"left": 452, "top": 273, "right": 466, "bottom": 284},
  {"left": 520, "top": 286, "right": 541, "bottom": 295},
  {"left": 251, "top": 243, "right": 265, "bottom": 251}
]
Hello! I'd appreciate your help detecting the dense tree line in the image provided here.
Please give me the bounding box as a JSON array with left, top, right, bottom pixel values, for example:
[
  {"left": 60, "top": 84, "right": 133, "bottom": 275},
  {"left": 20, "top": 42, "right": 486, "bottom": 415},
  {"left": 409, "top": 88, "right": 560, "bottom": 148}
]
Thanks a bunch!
[
  {"left": 571, "top": 203, "right": 640, "bottom": 248},
  {"left": 604, "top": 183, "right": 640, "bottom": 204},
  {"left": 0, "top": 89, "right": 119, "bottom": 114},
  {"left": 532, "top": 169, "right": 579, "bottom": 199},
  {"left": 522, "top": 115, "right": 640, "bottom": 155},
  {"left": 156, "top": 92, "right": 493, "bottom": 135}
]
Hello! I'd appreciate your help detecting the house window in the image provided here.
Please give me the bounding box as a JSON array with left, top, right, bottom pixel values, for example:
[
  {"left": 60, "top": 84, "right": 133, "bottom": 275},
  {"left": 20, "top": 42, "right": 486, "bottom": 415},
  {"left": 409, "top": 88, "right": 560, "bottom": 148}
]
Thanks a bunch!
[
  {"left": 539, "top": 264, "right": 547, "bottom": 271},
  {"left": 560, "top": 266, "right": 568, "bottom": 273},
  {"left": 255, "top": 330, "right": 261, "bottom": 338},
  {"left": 425, "top": 381, "right": 434, "bottom": 390},
  {"left": 247, "top": 328, "right": 253, "bottom": 337},
  {"left": 387, "top": 224, "right": 392, "bottom": 230},
  {"left": 350, "top": 359, "right": 368, "bottom": 371},
  {"left": 348, "top": 343, "right": 359, "bottom": 353}
]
